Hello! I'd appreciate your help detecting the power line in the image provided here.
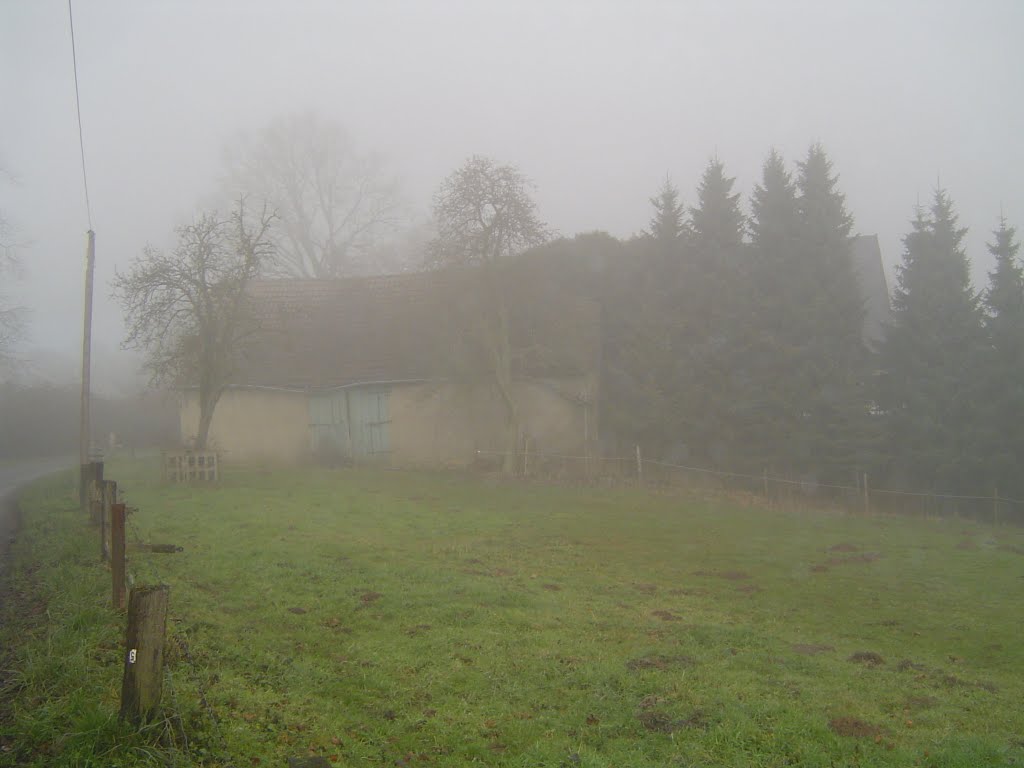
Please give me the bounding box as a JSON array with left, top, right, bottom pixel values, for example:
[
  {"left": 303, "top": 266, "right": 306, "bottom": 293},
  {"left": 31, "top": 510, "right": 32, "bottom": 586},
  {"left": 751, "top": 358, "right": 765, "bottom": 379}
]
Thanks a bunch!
[{"left": 67, "top": 0, "right": 93, "bottom": 231}]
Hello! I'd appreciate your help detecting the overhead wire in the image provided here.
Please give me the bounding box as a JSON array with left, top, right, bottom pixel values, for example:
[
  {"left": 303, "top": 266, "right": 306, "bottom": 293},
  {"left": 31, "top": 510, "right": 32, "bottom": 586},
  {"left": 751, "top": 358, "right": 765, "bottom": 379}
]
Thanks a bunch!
[{"left": 67, "top": 0, "right": 93, "bottom": 231}]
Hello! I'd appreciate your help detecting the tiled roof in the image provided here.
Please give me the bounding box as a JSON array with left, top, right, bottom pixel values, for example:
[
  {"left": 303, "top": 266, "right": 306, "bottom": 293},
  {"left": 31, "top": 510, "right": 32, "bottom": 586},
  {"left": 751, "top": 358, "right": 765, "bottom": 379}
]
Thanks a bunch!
[{"left": 233, "top": 270, "right": 599, "bottom": 390}]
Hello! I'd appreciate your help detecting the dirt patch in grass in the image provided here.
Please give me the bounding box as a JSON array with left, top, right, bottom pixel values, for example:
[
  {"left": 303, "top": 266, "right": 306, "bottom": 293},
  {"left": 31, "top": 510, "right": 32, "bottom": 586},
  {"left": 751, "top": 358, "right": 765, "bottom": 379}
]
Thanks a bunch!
[
  {"left": 848, "top": 651, "right": 885, "bottom": 666},
  {"left": 287, "top": 606, "right": 307, "bottom": 615},
  {"left": 634, "top": 583, "right": 658, "bottom": 595},
  {"left": 816, "top": 552, "right": 881, "bottom": 570},
  {"left": 736, "top": 584, "right": 762, "bottom": 594},
  {"left": 904, "top": 695, "right": 938, "bottom": 710},
  {"left": 404, "top": 624, "right": 431, "bottom": 637},
  {"left": 694, "top": 569, "right": 751, "bottom": 580},
  {"left": 828, "top": 716, "right": 885, "bottom": 738},
  {"left": 626, "top": 654, "right": 695, "bottom": 672},
  {"left": 650, "top": 610, "right": 681, "bottom": 621},
  {"left": 792, "top": 643, "right": 834, "bottom": 655},
  {"left": 541, "top": 583, "right": 562, "bottom": 592},
  {"left": 638, "top": 709, "right": 708, "bottom": 733},
  {"left": 358, "top": 591, "right": 382, "bottom": 605},
  {"left": 829, "top": 543, "right": 860, "bottom": 552},
  {"left": 896, "top": 659, "right": 928, "bottom": 672}
]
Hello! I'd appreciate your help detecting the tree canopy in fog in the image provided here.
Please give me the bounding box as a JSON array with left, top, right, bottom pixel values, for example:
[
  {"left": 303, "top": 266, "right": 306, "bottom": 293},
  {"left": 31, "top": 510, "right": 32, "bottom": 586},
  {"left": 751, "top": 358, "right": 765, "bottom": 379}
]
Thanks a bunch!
[
  {"left": 112, "top": 199, "right": 275, "bottom": 448},
  {"left": 0, "top": 176, "right": 26, "bottom": 368},
  {"left": 428, "top": 155, "right": 549, "bottom": 269},
  {"left": 428, "top": 156, "right": 552, "bottom": 475},
  {"left": 224, "top": 113, "right": 403, "bottom": 279}
]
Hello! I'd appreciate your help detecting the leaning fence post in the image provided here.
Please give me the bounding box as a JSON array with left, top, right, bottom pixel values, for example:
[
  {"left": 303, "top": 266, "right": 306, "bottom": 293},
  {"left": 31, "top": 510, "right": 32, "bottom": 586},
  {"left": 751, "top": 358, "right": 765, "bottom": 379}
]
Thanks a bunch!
[
  {"left": 111, "top": 502, "right": 127, "bottom": 610},
  {"left": 120, "top": 584, "right": 169, "bottom": 724},
  {"left": 635, "top": 445, "right": 643, "bottom": 487}
]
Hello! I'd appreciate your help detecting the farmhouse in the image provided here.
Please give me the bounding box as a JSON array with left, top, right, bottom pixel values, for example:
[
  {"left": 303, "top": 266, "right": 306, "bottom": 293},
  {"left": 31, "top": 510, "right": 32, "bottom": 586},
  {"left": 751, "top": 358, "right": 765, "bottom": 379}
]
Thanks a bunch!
[{"left": 179, "top": 271, "right": 600, "bottom": 466}]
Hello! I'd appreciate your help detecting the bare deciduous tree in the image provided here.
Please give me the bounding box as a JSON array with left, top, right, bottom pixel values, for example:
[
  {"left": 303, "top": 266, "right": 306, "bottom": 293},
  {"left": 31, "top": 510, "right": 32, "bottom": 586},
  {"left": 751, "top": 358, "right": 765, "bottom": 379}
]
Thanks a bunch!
[
  {"left": 112, "top": 200, "right": 274, "bottom": 449},
  {"left": 429, "top": 155, "right": 550, "bottom": 475},
  {"left": 0, "top": 200, "right": 27, "bottom": 368},
  {"left": 224, "top": 112, "right": 403, "bottom": 278}
]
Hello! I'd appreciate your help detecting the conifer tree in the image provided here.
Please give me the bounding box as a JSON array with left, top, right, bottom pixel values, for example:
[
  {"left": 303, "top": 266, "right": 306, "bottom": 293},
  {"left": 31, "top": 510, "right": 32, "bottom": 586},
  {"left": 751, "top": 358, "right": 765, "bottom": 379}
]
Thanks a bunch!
[
  {"left": 877, "top": 190, "right": 987, "bottom": 496},
  {"left": 788, "top": 144, "right": 869, "bottom": 480},
  {"left": 647, "top": 176, "right": 687, "bottom": 246},
  {"left": 740, "top": 150, "right": 803, "bottom": 471},
  {"left": 665, "top": 158, "right": 747, "bottom": 466},
  {"left": 981, "top": 217, "right": 1024, "bottom": 498}
]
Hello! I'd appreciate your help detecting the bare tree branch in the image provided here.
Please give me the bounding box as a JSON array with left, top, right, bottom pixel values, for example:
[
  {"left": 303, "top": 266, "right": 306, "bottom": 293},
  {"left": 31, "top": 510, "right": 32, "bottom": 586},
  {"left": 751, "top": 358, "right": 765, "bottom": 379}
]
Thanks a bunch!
[
  {"left": 224, "top": 112, "right": 404, "bottom": 278},
  {"left": 111, "top": 200, "right": 276, "bottom": 448}
]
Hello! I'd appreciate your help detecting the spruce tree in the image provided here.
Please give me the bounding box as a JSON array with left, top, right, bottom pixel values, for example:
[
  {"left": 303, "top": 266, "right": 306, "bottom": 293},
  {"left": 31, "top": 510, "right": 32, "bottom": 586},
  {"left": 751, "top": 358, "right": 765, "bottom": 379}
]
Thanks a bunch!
[
  {"left": 647, "top": 176, "right": 687, "bottom": 246},
  {"left": 665, "top": 158, "right": 747, "bottom": 466},
  {"left": 981, "top": 217, "right": 1024, "bottom": 498},
  {"left": 789, "top": 144, "right": 869, "bottom": 480},
  {"left": 877, "top": 190, "right": 987, "bottom": 496},
  {"left": 741, "top": 150, "right": 803, "bottom": 471}
]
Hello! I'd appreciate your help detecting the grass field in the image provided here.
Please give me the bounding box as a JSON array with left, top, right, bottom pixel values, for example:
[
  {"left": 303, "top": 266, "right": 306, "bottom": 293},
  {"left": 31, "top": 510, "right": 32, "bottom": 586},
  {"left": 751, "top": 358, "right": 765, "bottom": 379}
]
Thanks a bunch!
[{"left": 2, "top": 460, "right": 1023, "bottom": 767}]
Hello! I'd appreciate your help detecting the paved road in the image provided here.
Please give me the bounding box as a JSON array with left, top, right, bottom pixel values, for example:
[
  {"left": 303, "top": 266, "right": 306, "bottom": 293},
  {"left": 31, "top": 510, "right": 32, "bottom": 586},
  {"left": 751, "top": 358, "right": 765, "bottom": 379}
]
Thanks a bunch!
[{"left": 0, "top": 457, "right": 74, "bottom": 565}]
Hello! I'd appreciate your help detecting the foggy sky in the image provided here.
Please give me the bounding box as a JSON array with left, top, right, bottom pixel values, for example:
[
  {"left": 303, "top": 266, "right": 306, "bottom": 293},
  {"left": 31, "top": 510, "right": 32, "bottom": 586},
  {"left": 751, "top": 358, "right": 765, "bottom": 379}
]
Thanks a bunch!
[{"left": 2, "top": 0, "right": 1023, "bottom": 389}]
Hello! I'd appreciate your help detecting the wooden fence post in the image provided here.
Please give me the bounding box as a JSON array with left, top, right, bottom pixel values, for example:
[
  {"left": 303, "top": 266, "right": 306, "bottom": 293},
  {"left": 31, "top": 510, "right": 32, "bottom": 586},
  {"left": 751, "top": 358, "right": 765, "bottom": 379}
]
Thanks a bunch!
[
  {"left": 862, "top": 473, "right": 870, "bottom": 517},
  {"left": 101, "top": 480, "right": 116, "bottom": 562},
  {"left": 120, "top": 584, "right": 169, "bottom": 724},
  {"left": 635, "top": 445, "right": 643, "bottom": 487},
  {"left": 111, "top": 502, "right": 127, "bottom": 610}
]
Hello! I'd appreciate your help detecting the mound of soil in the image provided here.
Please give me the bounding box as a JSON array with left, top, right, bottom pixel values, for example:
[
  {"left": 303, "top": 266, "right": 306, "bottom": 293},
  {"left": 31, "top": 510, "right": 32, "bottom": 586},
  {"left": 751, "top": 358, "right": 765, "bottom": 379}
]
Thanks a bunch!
[
  {"left": 792, "top": 643, "right": 834, "bottom": 655},
  {"left": 650, "top": 610, "right": 681, "bottom": 621},
  {"left": 626, "top": 654, "right": 695, "bottom": 672},
  {"left": 828, "top": 716, "right": 884, "bottom": 738},
  {"left": 638, "top": 709, "right": 708, "bottom": 733},
  {"left": 848, "top": 651, "right": 885, "bottom": 666}
]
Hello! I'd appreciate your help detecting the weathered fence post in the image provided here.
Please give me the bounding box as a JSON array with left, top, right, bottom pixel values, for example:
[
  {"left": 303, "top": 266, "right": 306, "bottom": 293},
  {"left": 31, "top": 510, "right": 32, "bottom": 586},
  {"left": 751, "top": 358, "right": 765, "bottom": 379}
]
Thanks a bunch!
[
  {"left": 120, "top": 584, "right": 169, "bottom": 724},
  {"left": 635, "top": 445, "right": 643, "bottom": 487},
  {"left": 101, "top": 480, "right": 116, "bottom": 562},
  {"left": 862, "top": 473, "right": 870, "bottom": 517},
  {"left": 81, "top": 460, "right": 103, "bottom": 514},
  {"left": 111, "top": 502, "right": 127, "bottom": 610}
]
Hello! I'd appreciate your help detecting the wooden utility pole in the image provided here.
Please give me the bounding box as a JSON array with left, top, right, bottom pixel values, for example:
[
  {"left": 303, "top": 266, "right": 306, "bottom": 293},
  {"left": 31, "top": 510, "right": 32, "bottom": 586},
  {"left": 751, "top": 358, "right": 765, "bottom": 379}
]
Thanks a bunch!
[
  {"left": 111, "top": 502, "right": 126, "bottom": 610},
  {"left": 120, "top": 584, "right": 169, "bottom": 724},
  {"left": 78, "top": 230, "right": 96, "bottom": 508}
]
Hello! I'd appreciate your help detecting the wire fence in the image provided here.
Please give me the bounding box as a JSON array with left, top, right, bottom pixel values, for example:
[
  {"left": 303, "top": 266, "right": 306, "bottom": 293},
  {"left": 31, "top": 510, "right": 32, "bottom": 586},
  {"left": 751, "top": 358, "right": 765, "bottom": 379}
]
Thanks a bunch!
[{"left": 474, "top": 447, "right": 1024, "bottom": 526}]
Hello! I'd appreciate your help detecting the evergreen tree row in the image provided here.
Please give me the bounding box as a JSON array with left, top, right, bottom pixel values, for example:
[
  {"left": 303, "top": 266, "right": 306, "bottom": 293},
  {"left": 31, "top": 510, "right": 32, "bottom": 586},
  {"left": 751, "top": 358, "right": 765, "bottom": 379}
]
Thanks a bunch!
[{"left": 532, "top": 145, "right": 1023, "bottom": 506}]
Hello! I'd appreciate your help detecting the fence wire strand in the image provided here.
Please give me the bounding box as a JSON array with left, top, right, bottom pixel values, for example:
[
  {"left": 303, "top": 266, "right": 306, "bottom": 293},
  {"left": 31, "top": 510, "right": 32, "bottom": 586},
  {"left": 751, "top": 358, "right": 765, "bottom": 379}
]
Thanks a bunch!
[{"left": 475, "top": 449, "right": 1024, "bottom": 510}]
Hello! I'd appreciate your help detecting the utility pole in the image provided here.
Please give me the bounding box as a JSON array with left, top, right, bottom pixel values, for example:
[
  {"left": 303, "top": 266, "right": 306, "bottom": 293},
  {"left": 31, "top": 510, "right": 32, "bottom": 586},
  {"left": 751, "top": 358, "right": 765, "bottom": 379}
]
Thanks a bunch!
[{"left": 79, "top": 229, "right": 95, "bottom": 507}]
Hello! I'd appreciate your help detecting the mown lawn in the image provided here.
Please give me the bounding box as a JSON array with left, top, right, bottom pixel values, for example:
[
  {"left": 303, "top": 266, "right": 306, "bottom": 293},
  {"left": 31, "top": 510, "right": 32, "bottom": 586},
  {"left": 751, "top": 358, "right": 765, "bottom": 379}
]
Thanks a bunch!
[{"left": 2, "top": 459, "right": 1024, "bottom": 767}]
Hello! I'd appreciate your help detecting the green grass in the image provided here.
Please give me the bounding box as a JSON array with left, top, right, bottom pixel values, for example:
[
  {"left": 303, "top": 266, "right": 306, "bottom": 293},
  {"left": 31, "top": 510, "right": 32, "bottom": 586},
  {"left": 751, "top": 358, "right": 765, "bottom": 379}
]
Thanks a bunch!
[{"left": 3, "top": 461, "right": 1024, "bottom": 767}]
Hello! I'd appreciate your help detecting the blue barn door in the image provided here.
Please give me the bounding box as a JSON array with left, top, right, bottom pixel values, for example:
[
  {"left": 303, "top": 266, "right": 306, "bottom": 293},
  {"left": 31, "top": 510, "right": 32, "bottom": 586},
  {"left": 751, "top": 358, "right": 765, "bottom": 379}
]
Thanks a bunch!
[
  {"left": 309, "top": 391, "right": 349, "bottom": 459},
  {"left": 348, "top": 388, "right": 391, "bottom": 458}
]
